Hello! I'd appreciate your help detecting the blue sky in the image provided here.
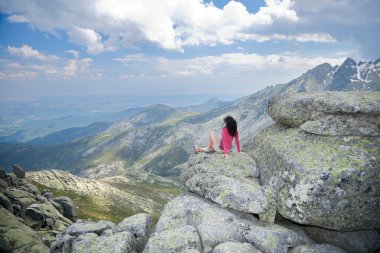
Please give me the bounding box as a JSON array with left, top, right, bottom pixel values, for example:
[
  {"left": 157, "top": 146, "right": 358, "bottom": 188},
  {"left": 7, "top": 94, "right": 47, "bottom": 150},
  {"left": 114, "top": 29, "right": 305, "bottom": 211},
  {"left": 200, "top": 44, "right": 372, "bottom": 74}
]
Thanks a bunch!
[{"left": 0, "top": 0, "right": 379, "bottom": 100}]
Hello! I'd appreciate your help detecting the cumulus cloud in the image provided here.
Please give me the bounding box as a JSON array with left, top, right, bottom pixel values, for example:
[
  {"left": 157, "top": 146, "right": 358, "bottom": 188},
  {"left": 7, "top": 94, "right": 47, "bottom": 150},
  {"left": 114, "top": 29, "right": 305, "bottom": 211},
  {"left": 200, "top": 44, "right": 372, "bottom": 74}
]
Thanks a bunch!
[
  {"left": 7, "top": 45, "right": 59, "bottom": 61},
  {"left": 67, "top": 27, "right": 105, "bottom": 54},
  {"left": 114, "top": 53, "right": 345, "bottom": 82},
  {"left": 1, "top": 45, "right": 96, "bottom": 80},
  {"left": 0, "top": 0, "right": 339, "bottom": 54}
]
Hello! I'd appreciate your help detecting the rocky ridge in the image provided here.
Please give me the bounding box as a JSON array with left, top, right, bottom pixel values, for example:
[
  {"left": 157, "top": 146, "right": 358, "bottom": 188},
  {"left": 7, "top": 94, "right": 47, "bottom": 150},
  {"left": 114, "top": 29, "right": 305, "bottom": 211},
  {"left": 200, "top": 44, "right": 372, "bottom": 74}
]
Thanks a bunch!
[{"left": 0, "top": 165, "right": 77, "bottom": 253}]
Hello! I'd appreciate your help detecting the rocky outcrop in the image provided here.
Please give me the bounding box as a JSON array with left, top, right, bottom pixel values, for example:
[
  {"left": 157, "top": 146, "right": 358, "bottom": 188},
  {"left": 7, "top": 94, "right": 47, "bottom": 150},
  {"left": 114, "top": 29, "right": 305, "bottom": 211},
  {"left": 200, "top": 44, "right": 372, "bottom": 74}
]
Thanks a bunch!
[
  {"left": 248, "top": 91, "right": 380, "bottom": 231},
  {"left": 267, "top": 91, "right": 380, "bottom": 136},
  {"left": 51, "top": 213, "right": 152, "bottom": 253},
  {"left": 0, "top": 168, "right": 75, "bottom": 253},
  {"left": 182, "top": 153, "right": 276, "bottom": 223},
  {"left": 146, "top": 193, "right": 261, "bottom": 253}
]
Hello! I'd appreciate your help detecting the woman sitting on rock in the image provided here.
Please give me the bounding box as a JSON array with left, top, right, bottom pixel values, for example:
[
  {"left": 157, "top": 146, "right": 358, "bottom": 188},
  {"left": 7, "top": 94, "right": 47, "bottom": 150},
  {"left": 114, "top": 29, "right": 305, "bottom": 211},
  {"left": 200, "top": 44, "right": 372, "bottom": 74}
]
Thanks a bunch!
[{"left": 194, "top": 115, "right": 240, "bottom": 159}]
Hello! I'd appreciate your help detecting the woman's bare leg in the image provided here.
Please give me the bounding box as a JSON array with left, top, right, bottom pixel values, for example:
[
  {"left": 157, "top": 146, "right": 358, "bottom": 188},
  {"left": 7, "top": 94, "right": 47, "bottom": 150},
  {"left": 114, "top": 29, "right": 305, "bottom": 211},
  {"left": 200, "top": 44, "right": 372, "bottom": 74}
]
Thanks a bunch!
[
  {"left": 195, "top": 130, "right": 219, "bottom": 153},
  {"left": 208, "top": 130, "right": 219, "bottom": 151}
]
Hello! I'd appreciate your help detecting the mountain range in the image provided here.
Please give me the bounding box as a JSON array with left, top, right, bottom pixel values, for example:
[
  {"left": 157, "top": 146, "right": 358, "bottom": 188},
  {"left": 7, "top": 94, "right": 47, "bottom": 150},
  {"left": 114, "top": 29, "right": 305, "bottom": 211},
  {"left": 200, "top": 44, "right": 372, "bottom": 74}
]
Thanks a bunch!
[{"left": 0, "top": 57, "right": 379, "bottom": 222}]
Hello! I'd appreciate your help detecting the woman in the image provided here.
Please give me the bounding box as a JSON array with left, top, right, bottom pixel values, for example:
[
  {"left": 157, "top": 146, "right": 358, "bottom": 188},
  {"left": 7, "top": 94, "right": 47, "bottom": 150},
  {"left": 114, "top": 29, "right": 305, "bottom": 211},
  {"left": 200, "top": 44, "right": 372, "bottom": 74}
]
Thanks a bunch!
[{"left": 194, "top": 115, "right": 240, "bottom": 159}]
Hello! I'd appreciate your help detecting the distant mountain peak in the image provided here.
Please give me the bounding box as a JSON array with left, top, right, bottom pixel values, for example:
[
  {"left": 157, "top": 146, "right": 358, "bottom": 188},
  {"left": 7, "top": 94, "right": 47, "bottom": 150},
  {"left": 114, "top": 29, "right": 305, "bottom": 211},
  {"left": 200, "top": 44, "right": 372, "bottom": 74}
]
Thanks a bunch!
[
  {"left": 342, "top": 57, "right": 357, "bottom": 66},
  {"left": 326, "top": 57, "right": 380, "bottom": 91}
]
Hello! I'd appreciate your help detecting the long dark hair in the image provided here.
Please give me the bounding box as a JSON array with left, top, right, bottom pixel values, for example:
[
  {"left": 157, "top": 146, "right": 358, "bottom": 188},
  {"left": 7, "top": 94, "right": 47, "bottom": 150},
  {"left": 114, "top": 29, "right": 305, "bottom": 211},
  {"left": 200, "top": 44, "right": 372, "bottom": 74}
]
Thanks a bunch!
[{"left": 224, "top": 116, "right": 237, "bottom": 137}]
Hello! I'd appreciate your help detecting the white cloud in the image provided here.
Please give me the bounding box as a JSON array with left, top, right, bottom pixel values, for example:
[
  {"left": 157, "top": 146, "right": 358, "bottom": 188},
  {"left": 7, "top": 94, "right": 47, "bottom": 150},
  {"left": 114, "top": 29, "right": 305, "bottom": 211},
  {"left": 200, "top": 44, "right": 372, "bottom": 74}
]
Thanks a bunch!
[
  {"left": 0, "top": 70, "right": 37, "bottom": 80},
  {"left": 2, "top": 47, "right": 96, "bottom": 80},
  {"left": 0, "top": 0, "right": 333, "bottom": 53},
  {"left": 67, "top": 27, "right": 105, "bottom": 54},
  {"left": 114, "top": 53, "right": 345, "bottom": 80},
  {"left": 7, "top": 14, "right": 29, "bottom": 23},
  {"left": 66, "top": 50, "right": 80, "bottom": 58},
  {"left": 7, "top": 45, "right": 59, "bottom": 61}
]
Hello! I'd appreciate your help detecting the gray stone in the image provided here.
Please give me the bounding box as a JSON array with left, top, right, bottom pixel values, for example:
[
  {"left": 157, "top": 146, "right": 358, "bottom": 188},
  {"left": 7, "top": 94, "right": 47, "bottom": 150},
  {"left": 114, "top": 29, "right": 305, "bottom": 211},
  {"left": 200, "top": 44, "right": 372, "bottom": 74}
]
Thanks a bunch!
[
  {"left": 213, "top": 242, "right": 260, "bottom": 253},
  {"left": 302, "top": 225, "right": 380, "bottom": 253},
  {"left": 244, "top": 224, "right": 313, "bottom": 253},
  {"left": 185, "top": 172, "right": 270, "bottom": 214},
  {"left": 36, "top": 194, "right": 48, "bottom": 203},
  {"left": 19, "top": 182, "right": 41, "bottom": 195},
  {"left": 184, "top": 152, "right": 275, "bottom": 223},
  {"left": 289, "top": 244, "right": 347, "bottom": 253},
  {"left": 184, "top": 152, "right": 259, "bottom": 181},
  {"left": 0, "top": 168, "right": 6, "bottom": 179},
  {"left": 267, "top": 91, "right": 380, "bottom": 136},
  {"left": 143, "top": 225, "right": 202, "bottom": 253},
  {"left": 247, "top": 124, "right": 380, "bottom": 230},
  {"left": 114, "top": 213, "right": 152, "bottom": 251},
  {"left": 49, "top": 199, "right": 64, "bottom": 214},
  {"left": 20, "top": 205, "right": 45, "bottom": 229},
  {"left": 0, "top": 193, "right": 13, "bottom": 213},
  {"left": 71, "top": 231, "right": 135, "bottom": 253},
  {"left": 101, "top": 229, "right": 113, "bottom": 236},
  {"left": 42, "top": 191, "right": 53, "bottom": 199},
  {"left": 50, "top": 233, "right": 75, "bottom": 253},
  {"left": 58, "top": 220, "right": 115, "bottom": 236},
  {"left": 4, "top": 187, "right": 36, "bottom": 208},
  {"left": 12, "top": 164, "right": 25, "bottom": 179},
  {"left": 155, "top": 193, "right": 258, "bottom": 253},
  {"left": 12, "top": 204, "right": 21, "bottom": 215},
  {"left": 0, "top": 178, "right": 9, "bottom": 190},
  {"left": 0, "top": 207, "right": 49, "bottom": 253},
  {"left": 300, "top": 114, "right": 380, "bottom": 136},
  {"left": 53, "top": 196, "right": 78, "bottom": 222},
  {"left": 21, "top": 202, "right": 72, "bottom": 231}
]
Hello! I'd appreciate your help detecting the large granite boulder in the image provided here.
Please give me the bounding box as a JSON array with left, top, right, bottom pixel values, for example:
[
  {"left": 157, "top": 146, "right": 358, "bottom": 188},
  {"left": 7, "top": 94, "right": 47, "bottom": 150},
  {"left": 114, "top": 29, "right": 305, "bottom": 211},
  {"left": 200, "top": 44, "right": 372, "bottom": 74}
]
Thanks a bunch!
[
  {"left": 267, "top": 91, "right": 380, "bottom": 136},
  {"left": 243, "top": 224, "right": 313, "bottom": 253},
  {"left": 0, "top": 193, "right": 13, "bottom": 213},
  {"left": 12, "top": 164, "right": 25, "bottom": 179},
  {"left": 4, "top": 187, "right": 36, "bottom": 208},
  {"left": 51, "top": 213, "right": 152, "bottom": 253},
  {"left": 300, "top": 225, "right": 380, "bottom": 253},
  {"left": 151, "top": 193, "right": 258, "bottom": 253},
  {"left": 143, "top": 225, "right": 202, "bottom": 253},
  {"left": 183, "top": 153, "right": 275, "bottom": 223},
  {"left": 70, "top": 231, "right": 135, "bottom": 253},
  {"left": 0, "top": 207, "right": 49, "bottom": 253},
  {"left": 53, "top": 196, "right": 78, "bottom": 222},
  {"left": 113, "top": 213, "right": 153, "bottom": 252},
  {"left": 247, "top": 124, "right": 380, "bottom": 230},
  {"left": 212, "top": 242, "right": 260, "bottom": 253},
  {"left": 20, "top": 202, "right": 73, "bottom": 231}
]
